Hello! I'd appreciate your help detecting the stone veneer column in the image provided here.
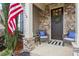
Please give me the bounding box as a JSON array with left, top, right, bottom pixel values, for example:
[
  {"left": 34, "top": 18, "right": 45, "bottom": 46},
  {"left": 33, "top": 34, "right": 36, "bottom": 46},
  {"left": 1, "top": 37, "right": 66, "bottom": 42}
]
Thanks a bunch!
[
  {"left": 76, "top": 3, "right": 79, "bottom": 46},
  {"left": 23, "top": 3, "right": 33, "bottom": 51}
]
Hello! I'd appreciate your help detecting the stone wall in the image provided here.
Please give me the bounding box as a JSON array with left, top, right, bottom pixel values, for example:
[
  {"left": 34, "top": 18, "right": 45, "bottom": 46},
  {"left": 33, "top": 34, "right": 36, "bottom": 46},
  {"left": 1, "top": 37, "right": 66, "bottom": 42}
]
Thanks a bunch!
[
  {"left": 22, "top": 3, "right": 76, "bottom": 52},
  {"left": 38, "top": 3, "right": 76, "bottom": 39},
  {"left": 33, "top": 3, "right": 76, "bottom": 40},
  {"left": 37, "top": 10, "right": 50, "bottom": 39},
  {"left": 63, "top": 3, "right": 76, "bottom": 35}
]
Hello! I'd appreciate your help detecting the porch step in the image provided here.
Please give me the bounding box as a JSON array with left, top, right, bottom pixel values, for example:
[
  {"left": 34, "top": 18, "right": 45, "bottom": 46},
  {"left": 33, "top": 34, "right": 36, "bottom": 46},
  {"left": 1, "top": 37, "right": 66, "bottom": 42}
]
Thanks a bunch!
[{"left": 48, "top": 40, "right": 63, "bottom": 46}]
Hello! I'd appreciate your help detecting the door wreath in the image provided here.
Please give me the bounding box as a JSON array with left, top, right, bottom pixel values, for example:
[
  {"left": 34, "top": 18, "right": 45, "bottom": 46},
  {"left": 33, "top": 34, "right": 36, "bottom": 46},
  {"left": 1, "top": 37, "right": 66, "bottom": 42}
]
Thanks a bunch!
[{"left": 53, "top": 15, "right": 62, "bottom": 23}]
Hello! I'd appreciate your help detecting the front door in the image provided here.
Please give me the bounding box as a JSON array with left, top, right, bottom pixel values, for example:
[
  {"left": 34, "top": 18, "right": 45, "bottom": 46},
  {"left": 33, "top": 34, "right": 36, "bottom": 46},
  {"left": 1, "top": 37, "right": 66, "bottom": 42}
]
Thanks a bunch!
[{"left": 51, "top": 7, "right": 63, "bottom": 40}]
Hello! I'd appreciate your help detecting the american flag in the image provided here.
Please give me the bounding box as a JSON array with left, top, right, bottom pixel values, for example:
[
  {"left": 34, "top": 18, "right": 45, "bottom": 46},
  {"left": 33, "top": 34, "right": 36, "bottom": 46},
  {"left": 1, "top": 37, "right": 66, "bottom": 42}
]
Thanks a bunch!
[{"left": 8, "top": 3, "right": 23, "bottom": 34}]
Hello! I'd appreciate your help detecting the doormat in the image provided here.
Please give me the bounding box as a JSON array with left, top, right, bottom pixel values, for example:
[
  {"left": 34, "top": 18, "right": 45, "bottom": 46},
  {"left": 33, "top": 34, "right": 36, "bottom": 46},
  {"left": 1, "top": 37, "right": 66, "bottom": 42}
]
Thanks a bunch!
[{"left": 48, "top": 40, "right": 63, "bottom": 46}]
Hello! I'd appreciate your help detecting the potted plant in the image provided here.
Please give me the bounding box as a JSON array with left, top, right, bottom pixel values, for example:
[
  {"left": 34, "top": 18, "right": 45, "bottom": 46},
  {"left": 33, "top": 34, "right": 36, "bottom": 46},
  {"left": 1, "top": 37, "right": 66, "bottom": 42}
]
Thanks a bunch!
[{"left": 0, "top": 3, "right": 18, "bottom": 56}]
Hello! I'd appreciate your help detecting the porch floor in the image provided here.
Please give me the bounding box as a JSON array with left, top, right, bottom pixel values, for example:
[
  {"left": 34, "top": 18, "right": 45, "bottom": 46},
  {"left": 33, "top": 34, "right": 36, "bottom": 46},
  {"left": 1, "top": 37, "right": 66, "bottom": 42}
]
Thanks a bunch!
[{"left": 30, "top": 42, "right": 73, "bottom": 56}]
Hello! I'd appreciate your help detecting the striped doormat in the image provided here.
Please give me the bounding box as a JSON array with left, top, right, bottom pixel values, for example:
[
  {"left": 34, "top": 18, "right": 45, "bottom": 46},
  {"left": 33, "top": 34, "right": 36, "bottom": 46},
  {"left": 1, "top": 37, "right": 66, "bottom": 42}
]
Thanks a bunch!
[{"left": 48, "top": 40, "right": 63, "bottom": 46}]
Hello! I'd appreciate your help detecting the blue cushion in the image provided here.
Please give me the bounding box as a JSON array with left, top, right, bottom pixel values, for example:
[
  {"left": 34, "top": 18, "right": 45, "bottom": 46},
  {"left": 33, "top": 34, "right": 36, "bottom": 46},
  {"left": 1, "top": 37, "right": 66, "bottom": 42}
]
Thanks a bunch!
[
  {"left": 67, "top": 32, "right": 75, "bottom": 39},
  {"left": 39, "top": 31, "right": 46, "bottom": 36}
]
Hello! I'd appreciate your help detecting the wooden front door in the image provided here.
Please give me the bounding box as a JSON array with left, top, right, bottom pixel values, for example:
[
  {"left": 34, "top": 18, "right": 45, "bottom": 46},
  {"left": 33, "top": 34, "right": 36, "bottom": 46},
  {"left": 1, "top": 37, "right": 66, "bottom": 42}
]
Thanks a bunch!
[{"left": 51, "top": 7, "right": 63, "bottom": 40}]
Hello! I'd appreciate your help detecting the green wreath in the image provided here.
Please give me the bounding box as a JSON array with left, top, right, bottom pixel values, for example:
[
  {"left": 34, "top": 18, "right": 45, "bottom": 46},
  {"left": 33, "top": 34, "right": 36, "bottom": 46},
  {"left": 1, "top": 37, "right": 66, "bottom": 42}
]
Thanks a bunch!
[{"left": 53, "top": 15, "right": 62, "bottom": 23}]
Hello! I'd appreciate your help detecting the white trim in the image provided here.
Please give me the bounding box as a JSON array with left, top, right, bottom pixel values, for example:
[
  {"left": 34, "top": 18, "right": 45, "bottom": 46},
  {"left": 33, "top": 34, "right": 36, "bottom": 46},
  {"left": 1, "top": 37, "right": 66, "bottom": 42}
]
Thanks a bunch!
[
  {"left": 18, "top": 14, "right": 20, "bottom": 31},
  {"left": 62, "top": 6, "right": 64, "bottom": 39},
  {"left": 76, "top": 3, "right": 79, "bottom": 45},
  {"left": 49, "top": 7, "right": 51, "bottom": 41},
  {"left": 23, "top": 3, "right": 33, "bottom": 38}
]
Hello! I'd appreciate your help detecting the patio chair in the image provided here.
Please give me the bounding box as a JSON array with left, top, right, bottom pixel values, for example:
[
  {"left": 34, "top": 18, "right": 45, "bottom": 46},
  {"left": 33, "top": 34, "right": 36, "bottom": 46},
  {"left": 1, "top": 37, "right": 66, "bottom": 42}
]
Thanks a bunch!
[
  {"left": 63, "top": 31, "right": 75, "bottom": 45},
  {"left": 38, "top": 30, "right": 48, "bottom": 42}
]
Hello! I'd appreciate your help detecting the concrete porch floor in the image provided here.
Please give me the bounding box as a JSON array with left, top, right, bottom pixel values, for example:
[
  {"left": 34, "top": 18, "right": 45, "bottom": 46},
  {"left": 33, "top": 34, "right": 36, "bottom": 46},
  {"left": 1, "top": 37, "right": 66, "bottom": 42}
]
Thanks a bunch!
[{"left": 30, "top": 43, "right": 74, "bottom": 56}]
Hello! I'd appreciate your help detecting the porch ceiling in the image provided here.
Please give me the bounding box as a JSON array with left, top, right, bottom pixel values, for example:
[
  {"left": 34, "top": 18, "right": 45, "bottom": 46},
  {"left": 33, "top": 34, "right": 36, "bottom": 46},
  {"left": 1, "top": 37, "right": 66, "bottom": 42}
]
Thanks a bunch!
[{"left": 33, "top": 3, "right": 64, "bottom": 10}]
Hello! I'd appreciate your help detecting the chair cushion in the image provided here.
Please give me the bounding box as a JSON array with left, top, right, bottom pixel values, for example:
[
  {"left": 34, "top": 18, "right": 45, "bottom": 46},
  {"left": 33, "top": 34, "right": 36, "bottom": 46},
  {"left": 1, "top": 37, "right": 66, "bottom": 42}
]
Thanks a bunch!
[
  {"left": 39, "top": 31, "right": 46, "bottom": 36},
  {"left": 64, "top": 37, "right": 75, "bottom": 41},
  {"left": 67, "top": 31, "right": 75, "bottom": 39},
  {"left": 40, "top": 36, "right": 48, "bottom": 38}
]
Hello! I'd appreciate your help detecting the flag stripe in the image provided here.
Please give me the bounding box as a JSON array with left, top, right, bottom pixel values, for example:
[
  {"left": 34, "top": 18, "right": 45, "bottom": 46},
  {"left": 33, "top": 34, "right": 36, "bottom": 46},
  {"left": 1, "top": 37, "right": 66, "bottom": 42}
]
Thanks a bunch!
[
  {"left": 8, "top": 23, "right": 13, "bottom": 32},
  {"left": 8, "top": 3, "right": 23, "bottom": 34},
  {"left": 9, "top": 4, "right": 22, "bottom": 15},
  {"left": 13, "top": 18, "right": 16, "bottom": 29},
  {"left": 8, "top": 7, "right": 23, "bottom": 22},
  {"left": 9, "top": 3, "right": 19, "bottom": 9},
  {"left": 10, "top": 20, "right": 15, "bottom": 31}
]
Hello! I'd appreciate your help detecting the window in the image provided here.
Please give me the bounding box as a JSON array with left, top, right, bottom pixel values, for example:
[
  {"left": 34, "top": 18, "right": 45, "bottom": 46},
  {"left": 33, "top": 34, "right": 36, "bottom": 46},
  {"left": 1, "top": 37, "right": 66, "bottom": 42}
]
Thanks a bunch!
[{"left": 18, "top": 13, "right": 24, "bottom": 34}]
